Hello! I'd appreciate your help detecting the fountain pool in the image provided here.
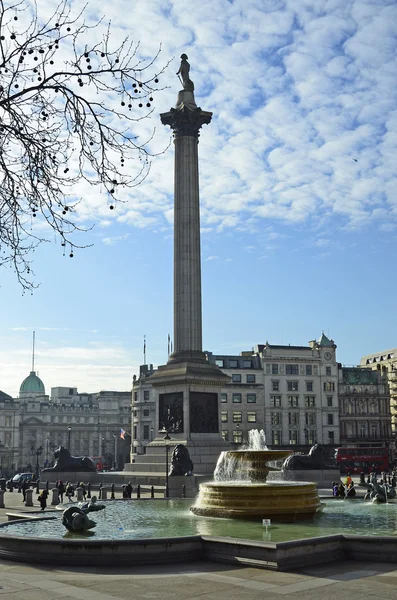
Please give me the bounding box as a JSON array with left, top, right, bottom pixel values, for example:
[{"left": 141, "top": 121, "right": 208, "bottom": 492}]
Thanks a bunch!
[{"left": 2, "top": 498, "right": 397, "bottom": 543}]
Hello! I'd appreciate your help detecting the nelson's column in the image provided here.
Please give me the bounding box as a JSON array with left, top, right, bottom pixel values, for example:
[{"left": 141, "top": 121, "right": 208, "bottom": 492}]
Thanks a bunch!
[{"left": 148, "top": 54, "right": 230, "bottom": 473}]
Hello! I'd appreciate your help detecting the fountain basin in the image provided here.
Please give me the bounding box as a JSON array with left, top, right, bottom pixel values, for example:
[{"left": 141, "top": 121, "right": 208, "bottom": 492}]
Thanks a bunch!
[
  {"left": 191, "top": 481, "right": 322, "bottom": 521},
  {"left": 2, "top": 500, "right": 397, "bottom": 569}
]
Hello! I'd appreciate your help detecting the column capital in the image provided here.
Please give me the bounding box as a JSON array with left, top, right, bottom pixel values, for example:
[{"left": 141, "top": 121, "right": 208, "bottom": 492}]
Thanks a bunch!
[{"left": 160, "top": 106, "right": 212, "bottom": 138}]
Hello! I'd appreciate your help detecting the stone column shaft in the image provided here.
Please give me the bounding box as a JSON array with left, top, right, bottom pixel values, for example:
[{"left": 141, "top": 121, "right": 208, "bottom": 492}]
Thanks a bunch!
[{"left": 174, "top": 135, "right": 202, "bottom": 354}]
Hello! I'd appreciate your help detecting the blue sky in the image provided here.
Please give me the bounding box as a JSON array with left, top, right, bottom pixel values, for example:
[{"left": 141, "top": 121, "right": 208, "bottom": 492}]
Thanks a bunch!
[{"left": 1, "top": 0, "right": 397, "bottom": 396}]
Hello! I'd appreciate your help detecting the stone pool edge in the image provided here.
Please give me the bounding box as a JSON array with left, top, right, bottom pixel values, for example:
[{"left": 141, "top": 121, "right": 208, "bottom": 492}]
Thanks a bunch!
[{"left": 1, "top": 519, "right": 397, "bottom": 571}]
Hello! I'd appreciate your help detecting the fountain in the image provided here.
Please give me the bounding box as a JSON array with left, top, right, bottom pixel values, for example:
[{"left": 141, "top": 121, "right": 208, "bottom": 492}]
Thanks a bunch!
[{"left": 190, "top": 430, "right": 322, "bottom": 521}]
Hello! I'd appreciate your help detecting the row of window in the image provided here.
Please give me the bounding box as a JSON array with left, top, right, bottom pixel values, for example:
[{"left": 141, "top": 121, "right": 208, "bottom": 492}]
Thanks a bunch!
[
  {"left": 272, "top": 364, "right": 333, "bottom": 376},
  {"left": 231, "top": 374, "right": 256, "bottom": 383},
  {"left": 221, "top": 393, "right": 256, "bottom": 403},
  {"left": 216, "top": 359, "right": 254, "bottom": 369},
  {"left": 220, "top": 429, "right": 334, "bottom": 445},
  {"left": 270, "top": 396, "right": 333, "bottom": 407},
  {"left": 271, "top": 381, "right": 335, "bottom": 392},
  {"left": 271, "top": 412, "right": 335, "bottom": 425},
  {"left": 221, "top": 411, "right": 257, "bottom": 423}
]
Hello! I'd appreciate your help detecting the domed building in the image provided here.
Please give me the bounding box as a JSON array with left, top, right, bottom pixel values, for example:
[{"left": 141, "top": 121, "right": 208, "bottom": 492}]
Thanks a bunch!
[{"left": 19, "top": 371, "right": 45, "bottom": 397}]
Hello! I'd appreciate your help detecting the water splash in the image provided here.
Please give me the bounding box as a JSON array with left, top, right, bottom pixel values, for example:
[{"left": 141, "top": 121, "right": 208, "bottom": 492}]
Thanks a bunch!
[
  {"left": 247, "top": 429, "right": 267, "bottom": 451},
  {"left": 214, "top": 429, "right": 268, "bottom": 482}
]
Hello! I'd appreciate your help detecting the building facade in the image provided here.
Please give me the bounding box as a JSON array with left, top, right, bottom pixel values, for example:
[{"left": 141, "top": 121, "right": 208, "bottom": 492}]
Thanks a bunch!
[
  {"left": 338, "top": 366, "right": 392, "bottom": 449},
  {"left": 360, "top": 348, "right": 397, "bottom": 436},
  {"left": 131, "top": 333, "right": 342, "bottom": 455},
  {"left": 0, "top": 369, "right": 132, "bottom": 476}
]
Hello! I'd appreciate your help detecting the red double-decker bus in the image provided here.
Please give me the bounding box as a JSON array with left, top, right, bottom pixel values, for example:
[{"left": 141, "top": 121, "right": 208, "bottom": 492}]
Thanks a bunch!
[
  {"left": 334, "top": 447, "right": 389, "bottom": 474},
  {"left": 91, "top": 456, "right": 109, "bottom": 472}
]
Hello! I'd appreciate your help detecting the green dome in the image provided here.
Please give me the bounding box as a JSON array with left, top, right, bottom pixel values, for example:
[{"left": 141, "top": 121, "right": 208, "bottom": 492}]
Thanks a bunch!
[{"left": 19, "top": 371, "right": 45, "bottom": 395}]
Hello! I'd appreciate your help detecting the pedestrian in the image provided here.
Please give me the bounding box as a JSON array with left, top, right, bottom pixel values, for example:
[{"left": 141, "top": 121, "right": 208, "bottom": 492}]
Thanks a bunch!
[
  {"left": 66, "top": 482, "right": 75, "bottom": 502},
  {"left": 125, "top": 481, "right": 133, "bottom": 499},
  {"left": 79, "top": 482, "right": 87, "bottom": 500},
  {"left": 346, "top": 481, "right": 356, "bottom": 497},
  {"left": 22, "top": 479, "right": 29, "bottom": 502},
  {"left": 332, "top": 482, "right": 339, "bottom": 497},
  {"left": 38, "top": 489, "right": 48, "bottom": 511},
  {"left": 57, "top": 480, "right": 65, "bottom": 503}
]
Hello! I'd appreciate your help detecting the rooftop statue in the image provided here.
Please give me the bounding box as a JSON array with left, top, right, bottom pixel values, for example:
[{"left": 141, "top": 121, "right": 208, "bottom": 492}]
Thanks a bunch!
[{"left": 176, "top": 54, "right": 194, "bottom": 92}]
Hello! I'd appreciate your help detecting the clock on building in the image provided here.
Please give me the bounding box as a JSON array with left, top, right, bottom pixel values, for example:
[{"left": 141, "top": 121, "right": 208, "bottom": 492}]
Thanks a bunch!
[{"left": 324, "top": 351, "right": 332, "bottom": 361}]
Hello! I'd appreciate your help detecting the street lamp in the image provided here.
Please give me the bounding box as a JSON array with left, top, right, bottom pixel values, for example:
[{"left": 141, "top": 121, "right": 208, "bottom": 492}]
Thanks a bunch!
[
  {"left": 31, "top": 446, "right": 43, "bottom": 478},
  {"left": 67, "top": 426, "right": 71, "bottom": 450},
  {"left": 113, "top": 434, "right": 117, "bottom": 470},
  {"left": 160, "top": 429, "right": 171, "bottom": 498}
]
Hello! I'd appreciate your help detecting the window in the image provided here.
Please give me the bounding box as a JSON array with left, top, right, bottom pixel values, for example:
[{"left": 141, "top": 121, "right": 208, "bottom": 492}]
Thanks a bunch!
[
  {"left": 328, "top": 431, "right": 334, "bottom": 443},
  {"left": 305, "top": 365, "right": 312, "bottom": 376},
  {"left": 232, "top": 393, "right": 242, "bottom": 403},
  {"left": 233, "top": 411, "right": 242, "bottom": 423},
  {"left": 287, "top": 381, "right": 299, "bottom": 392},
  {"left": 247, "top": 412, "right": 257, "bottom": 423},
  {"left": 246, "top": 374, "right": 256, "bottom": 384},
  {"left": 326, "top": 366, "right": 332, "bottom": 376},
  {"left": 305, "top": 396, "right": 315, "bottom": 407},
  {"left": 305, "top": 412, "right": 315, "bottom": 426},
  {"left": 143, "top": 409, "right": 150, "bottom": 417},
  {"left": 247, "top": 393, "right": 256, "bottom": 403},
  {"left": 134, "top": 392, "right": 138, "bottom": 402},
  {"left": 306, "top": 381, "right": 313, "bottom": 392},
  {"left": 232, "top": 374, "right": 242, "bottom": 383},
  {"left": 144, "top": 390, "right": 150, "bottom": 401},
  {"left": 289, "top": 430, "right": 299, "bottom": 444},
  {"left": 286, "top": 364, "right": 299, "bottom": 375},
  {"left": 327, "top": 396, "right": 333, "bottom": 407},
  {"left": 133, "top": 425, "right": 137, "bottom": 439},
  {"left": 272, "top": 430, "right": 282, "bottom": 445},
  {"left": 221, "top": 393, "right": 227, "bottom": 403},
  {"left": 233, "top": 430, "right": 243, "bottom": 444},
  {"left": 271, "top": 412, "right": 281, "bottom": 426},
  {"left": 243, "top": 360, "right": 252, "bottom": 368},
  {"left": 272, "top": 364, "right": 279, "bottom": 375},
  {"left": 288, "top": 412, "right": 299, "bottom": 426},
  {"left": 327, "top": 413, "right": 334, "bottom": 425},
  {"left": 215, "top": 359, "right": 224, "bottom": 368},
  {"left": 221, "top": 430, "right": 228, "bottom": 442},
  {"left": 69, "top": 388, "right": 74, "bottom": 395},
  {"left": 143, "top": 425, "right": 150, "bottom": 440},
  {"left": 221, "top": 411, "right": 228, "bottom": 423},
  {"left": 308, "top": 429, "right": 316, "bottom": 444},
  {"left": 270, "top": 395, "right": 281, "bottom": 407},
  {"left": 272, "top": 380, "right": 280, "bottom": 391},
  {"left": 288, "top": 396, "right": 299, "bottom": 407},
  {"left": 229, "top": 360, "right": 238, "bottom": 368},
  {"left": 324, "top": 382, "right": 335, "bottom": 392}
]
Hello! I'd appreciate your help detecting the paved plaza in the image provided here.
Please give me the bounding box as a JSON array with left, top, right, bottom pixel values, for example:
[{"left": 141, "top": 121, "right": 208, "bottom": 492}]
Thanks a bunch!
[
  {"left": 1, "top": 554, "right": 397, "bottom": 600},
  {"left": 1, "top": 488, "right": 397, "bottom": 599}
]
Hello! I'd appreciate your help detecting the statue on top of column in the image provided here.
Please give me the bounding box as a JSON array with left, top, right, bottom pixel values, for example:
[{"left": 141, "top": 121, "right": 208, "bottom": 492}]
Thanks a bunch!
[{"left": 176, "top": 54, "right": 194, "bottom": 92}]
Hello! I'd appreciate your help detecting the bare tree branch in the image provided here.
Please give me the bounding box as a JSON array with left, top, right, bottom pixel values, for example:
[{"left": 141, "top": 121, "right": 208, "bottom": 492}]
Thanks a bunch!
[{"left": 0, "top": 0, "right": 169, "bottom": 290}]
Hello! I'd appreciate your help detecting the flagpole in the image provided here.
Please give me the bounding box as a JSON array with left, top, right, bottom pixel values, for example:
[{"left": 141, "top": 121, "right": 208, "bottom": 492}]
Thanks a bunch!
[{"left": 143, "top": 334, "right": 146, "bottom": 366}]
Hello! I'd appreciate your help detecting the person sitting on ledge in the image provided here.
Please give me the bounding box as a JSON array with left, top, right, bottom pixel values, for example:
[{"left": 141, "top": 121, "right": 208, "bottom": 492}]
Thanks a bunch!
[
  {"left": 332, "top": 482, "right": 339, "bottom": 497},
  {"left": 338, "top": 482, "right": 345, "bottom": 497},
  {"left": 346, "top": 481, "right": 356, "bottom": 497}
]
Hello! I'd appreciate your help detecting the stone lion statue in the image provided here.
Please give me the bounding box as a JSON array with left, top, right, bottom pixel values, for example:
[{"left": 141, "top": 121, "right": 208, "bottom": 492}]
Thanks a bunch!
[
  {"left": 282, "top": 444, "right": 332, "bottom": 470},
  {"left": 169, "top": 444, "right": 193, "bottom": 476},
  {"left": 41, "top": 446, "right": 96, "bottom": 472}
]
